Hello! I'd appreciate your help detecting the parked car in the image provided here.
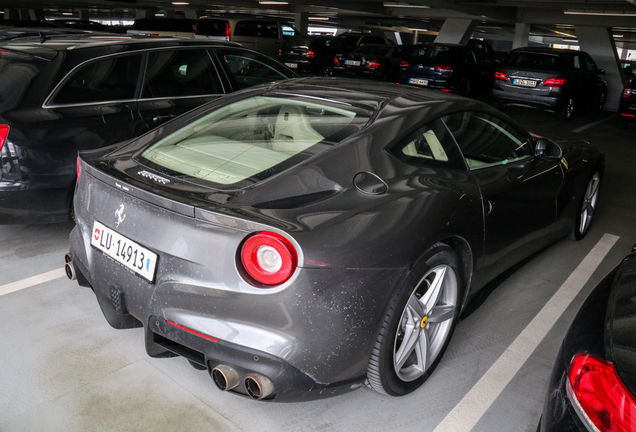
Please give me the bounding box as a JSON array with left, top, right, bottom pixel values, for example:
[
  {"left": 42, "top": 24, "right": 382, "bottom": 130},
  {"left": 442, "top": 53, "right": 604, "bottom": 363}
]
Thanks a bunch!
[
  {"left": 49, "top": 19, "right": 115, "bottom": 33},
  {"left": 195, "top": 15, "right": 299, "bottom": 57},
  {"left": 538, "top": 247, "right": 636, "bottom": 432},
  {"left": 398, "top": 43, "right": 496, "bottom": 96},
  {"left": 0, "top": 35, "right": 296, "bottom": 224},
  {"left": 333, "top": 44, "right": 410, "bottom": 81},
  {"left": 617, "top": 76, "right": 636, "bottom": 128},
  {"left": 126, "top": 18, "right": 197, "bottom": 38},
  {"left": 621, "top": 60, "right": 635, "bottom": 79},
  {"left": 67, "top": 77, "right": 603, "bottom": 402},
  {"left": 492, "top": 47, "right": 607, "bottom": 121},
  {"left": 0, "top": 26, "right": 93, "bottom": 41},
  {"left": 335, "top": 31, "right": 395, "bottom": 52},
  {"left": 279, "top": 35, "right": 344, "bottom": 76}
]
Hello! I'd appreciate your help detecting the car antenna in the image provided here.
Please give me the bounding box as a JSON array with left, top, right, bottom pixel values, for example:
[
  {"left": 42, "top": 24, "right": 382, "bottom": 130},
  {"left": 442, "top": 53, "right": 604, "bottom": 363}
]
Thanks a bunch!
[{"left": 38, "top": 31, "right": 50, "bottom": 43}]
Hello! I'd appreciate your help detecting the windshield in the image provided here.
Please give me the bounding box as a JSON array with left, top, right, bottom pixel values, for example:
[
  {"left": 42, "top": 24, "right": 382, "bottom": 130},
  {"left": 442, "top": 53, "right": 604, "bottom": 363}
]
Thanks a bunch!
[
  {"left": 140, "top": 95, "right": 373, "bottom": 190},
  {"left": 407, "top": 45, "right": 452, "bottom": 62},
  {"left": 353, "top": 45, "right": 391, "bottom": 56}
]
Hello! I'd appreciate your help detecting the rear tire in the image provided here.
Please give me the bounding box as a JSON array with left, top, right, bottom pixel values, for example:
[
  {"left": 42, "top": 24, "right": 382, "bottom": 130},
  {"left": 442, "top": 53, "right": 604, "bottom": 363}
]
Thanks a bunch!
[
  {"left": 319, "top": 65, "right": 333, "bottom": 77},
  {"left": 366, "top": 243, "right": 463, "bottom": 396},
  {"left": 557, "top": 97, "right": 575, "bottom": 121},
  {"left": 568, "top": 171, "right": 601, "bottom": 240}
]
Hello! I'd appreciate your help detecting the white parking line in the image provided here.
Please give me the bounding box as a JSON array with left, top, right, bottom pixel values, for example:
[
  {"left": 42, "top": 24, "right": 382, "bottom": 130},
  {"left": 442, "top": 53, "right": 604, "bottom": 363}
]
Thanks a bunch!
[
  {"left": 0, "top": 268, "right": 66, "bottom": 297},
  {"left": 433, "top": 233, "right": 620, "bottom": 432},
  {"left": 572, "top": 115, "right": 614, "bottom": 133}
]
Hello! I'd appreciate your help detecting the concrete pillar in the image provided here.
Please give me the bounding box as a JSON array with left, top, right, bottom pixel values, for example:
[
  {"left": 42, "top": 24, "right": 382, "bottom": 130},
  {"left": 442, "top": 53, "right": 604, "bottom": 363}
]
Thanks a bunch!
[
  {"left": 185, "top": 10, "right": 201, "bottom": 20},
  {"left": 295, "top": 10, "right": 308, "bottom": 35},
  {"left": 79, "top": 9, "right": 89, "bottom": 21},
  {"left": 513, "top": 23, "right": 530, "bottom": 49},
  {"left": 434, "top": 18, "right": 477, "bottom": 44},
  {"left": 165, "top": 10, "right": 176, "bottom": 19},
  {"left": 576, "top": 25, "right": 624, "bottom": 111},
  {"left": 18, "top": 9, "right": 30, "bottom": 20},
  {"left": 28, "top": 9, "right": 45, "bottom": 21}
]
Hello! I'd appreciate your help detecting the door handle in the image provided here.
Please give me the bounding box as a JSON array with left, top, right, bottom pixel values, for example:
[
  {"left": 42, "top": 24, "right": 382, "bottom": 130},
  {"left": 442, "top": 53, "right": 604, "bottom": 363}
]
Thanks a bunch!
[
  {"left": 152, "top": 114, "right": 176, "bottom": 123},
  {"left": 485, "top": 200, "right": 495, "bottom": 216}
]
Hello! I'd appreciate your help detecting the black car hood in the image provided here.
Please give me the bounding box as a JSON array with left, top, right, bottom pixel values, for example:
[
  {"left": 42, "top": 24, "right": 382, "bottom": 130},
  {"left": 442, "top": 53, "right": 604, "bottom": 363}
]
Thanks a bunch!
[{"left": 606, "top": 253, "right": 636, "bottom": 395}]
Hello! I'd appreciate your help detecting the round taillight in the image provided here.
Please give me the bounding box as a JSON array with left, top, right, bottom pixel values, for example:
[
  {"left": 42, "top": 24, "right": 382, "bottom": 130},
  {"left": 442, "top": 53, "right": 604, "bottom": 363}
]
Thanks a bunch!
[{"left": 240, "top": 232, "right": 298, "bottom": 287}]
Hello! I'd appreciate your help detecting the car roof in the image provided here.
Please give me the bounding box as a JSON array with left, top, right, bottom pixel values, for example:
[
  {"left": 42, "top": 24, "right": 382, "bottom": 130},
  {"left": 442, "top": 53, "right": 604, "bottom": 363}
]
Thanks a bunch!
[
  {"left": 264, "top": 77, "right": 483, "bottom": 113},
  {"left": 0, "top": 35, "right": 242, "bottom": 58},
  {"left": 510, "top": 47, "right": 576, "bottom": 56}
]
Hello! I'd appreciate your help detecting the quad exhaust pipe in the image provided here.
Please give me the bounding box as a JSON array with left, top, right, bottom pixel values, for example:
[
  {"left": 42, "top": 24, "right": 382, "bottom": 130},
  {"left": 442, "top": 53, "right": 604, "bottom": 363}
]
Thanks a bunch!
[
  {"left": 64, "top": 253, "right": 76, "bottom": 280},
  {"left": 211, "top": 365, "right": 275, "bottom": 399}
]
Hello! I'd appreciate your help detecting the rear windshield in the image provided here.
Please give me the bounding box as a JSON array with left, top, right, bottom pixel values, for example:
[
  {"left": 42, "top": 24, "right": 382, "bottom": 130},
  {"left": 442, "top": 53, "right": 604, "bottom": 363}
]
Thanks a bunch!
[
  {"left": 196, "top": 19, "right": 228, "bottom": 36},
  {"left": 0, "top": 49, "right": 48, "bottom": 112},
  {"left": 505, "top": 52, "right": 563, "bottom": 71},
  {"left": 353, "top": 45, "right": 392, "bottom": 56},
  {"left": 407, "top": 45, "right": 453, "bottom": 62},
  {"left": 140, "top": 95, "right": 372, "bottom": 190}
]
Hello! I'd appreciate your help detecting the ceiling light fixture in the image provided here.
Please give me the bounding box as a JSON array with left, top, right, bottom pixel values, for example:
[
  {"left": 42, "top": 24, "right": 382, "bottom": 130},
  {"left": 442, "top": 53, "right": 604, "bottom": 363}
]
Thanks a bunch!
[
  {"left": 171, "top": 1, "right": 189, "bottom": 4},
  {"left": 408, "top": 27, "right": 428, "bottom": 32},
  {"left": 309, "top": 17, "right": 329, "bottom": 20},
  {"left": 383, "top": 2, "right": 430, "bottom": 8},
  {"left": 258, "top": 1, "right": 289, "bottom": 4},
  {"left": 62, "top": 12, "right": 73, "bottom": 15},
  {"left": 564, "top": 10, "right": 636, "bottom": 17}
]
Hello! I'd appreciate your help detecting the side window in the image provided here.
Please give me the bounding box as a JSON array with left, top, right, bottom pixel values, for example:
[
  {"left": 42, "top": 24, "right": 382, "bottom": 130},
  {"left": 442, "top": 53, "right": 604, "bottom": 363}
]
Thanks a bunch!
[
  {"left": 281, "top": 24, "right": 296, "bottom": 38},
  {"left": 573, "top": 54, "right": 581, "bottom": 70},
  {"left": 390, "top": 118, "right": 465, "bottom": 169},
  {"left": 255, "top": 22, "right": 278, "bottom": 38},
  {"left": 142, "top": 49, "right": 223, "bottom": 98},
  {"left": 52, "top": 54, "right": 142, "bottom": 105},
  {"left": 234, "top": 21, "right": 255, "bottom": 37},
  {"left": 442, "top": 111, "right": 532, "bottom": 170},
  {"left": 218, "top": 49, "right": 295, "bottom": 89},
  {"left": 582, "top": 54, "right": 598, "bottom": 74},
  {"left": 462, "top": 48, "right": 477, "bottom": 65}
]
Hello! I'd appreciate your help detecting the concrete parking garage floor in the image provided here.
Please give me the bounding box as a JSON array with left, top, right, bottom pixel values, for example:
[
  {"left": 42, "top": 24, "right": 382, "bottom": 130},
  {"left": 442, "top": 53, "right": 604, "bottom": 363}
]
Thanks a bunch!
[{"left": 1, "top": 104, "right": 634, "bottom": 432}]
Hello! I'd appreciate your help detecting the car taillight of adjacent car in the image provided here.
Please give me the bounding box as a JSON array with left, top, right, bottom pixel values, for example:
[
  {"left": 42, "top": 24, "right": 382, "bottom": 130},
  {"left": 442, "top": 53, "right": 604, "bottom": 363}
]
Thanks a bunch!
[
  {"left": 0, "top": 124, "right": 9, "bottom": 151},
  {"left": 567, "top": 353, "right": 636, "bottom": 432}
]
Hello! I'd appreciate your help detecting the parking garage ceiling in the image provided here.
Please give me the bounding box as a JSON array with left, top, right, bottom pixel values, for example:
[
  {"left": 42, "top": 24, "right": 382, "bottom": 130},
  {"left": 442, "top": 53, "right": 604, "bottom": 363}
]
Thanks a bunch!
[{"left": 3, "top": 0, "right": 636, "bottom": 45}]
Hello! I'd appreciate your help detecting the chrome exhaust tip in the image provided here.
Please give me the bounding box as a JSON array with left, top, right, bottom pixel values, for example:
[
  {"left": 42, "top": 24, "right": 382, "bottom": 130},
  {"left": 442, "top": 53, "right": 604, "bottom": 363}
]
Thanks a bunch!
[
  {"left": 244, "top": 373, "right": 275, "bottom": 400},
  {"left": 211, "top": 365, "right": 240, "bottom": 391},
  {"left": 64, "top": 253, "right": 76, "bottom": 280}
]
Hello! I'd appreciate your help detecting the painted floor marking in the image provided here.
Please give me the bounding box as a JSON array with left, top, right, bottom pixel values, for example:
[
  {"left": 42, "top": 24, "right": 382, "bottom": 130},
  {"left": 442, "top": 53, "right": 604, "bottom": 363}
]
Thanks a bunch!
[
  {"left": 0, "top": 268, "right": 66, "bottom": 297},
  {"left": 572, "top": 115, "right": 614, "bottom": 133},
  {"left": 433, "top": 233, "right": 620, "bottom": 432}
]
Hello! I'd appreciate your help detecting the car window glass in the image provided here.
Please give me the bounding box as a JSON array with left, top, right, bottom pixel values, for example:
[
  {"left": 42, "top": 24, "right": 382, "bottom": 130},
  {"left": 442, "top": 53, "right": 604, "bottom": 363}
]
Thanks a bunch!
[
  {"left": 582, "top": 54, "right": 598, "bottom": 74},
  {"left": 254, "top": 22, "right": 278, "bottom": 38},
  {"left": 196, "top": 19, "right": 228, "bottom": 36},
  {"left": 52, "top": 54, "right": 142, "bottom": 105},
  {"left": 390, "top": 118, "right": 465, "bottom": 169},
  {"left": 442, "top": 111, "right": 532, "bottom": 170},
  {"left": 0, "top": 50, "right": 48, "bottom": 112},
  {"left": 139, "top": 95, "right": 373, "bottom": 189},
  {"left": 281, "top": 24, "right": 296, "bottom": 38},
  {"left": 363, "top": 36, "right": 385, "bottom": 44},
  {"left": 142, "top": 49, "right": 223, "bottom": 98},
  {"left": 506, "top": 53, "right": 562, "bottom": 71},
  {"left": 218, "top": 49, "right": 295, "bottom": 89},
  {"left": 353, "top": 45, "right": 391, "bottom": 56},
  {"left": 573, "top": 55, "right": 581, "bottom": 70},
  {"left": 234, "top": 21, "right": 255, "bottom": 37},
  {"left": 462, "top": 48, "right": 477, "bottom": 65}
]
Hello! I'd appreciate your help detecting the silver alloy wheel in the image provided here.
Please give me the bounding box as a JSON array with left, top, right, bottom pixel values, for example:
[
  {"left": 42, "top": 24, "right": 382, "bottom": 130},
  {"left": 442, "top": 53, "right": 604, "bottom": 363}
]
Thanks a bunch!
[
  {"left": 393, "top": 264, "right": 458, "bottom": 382},
  {"left": 578, "top": 172, "right": 601, "bottom": 236}
]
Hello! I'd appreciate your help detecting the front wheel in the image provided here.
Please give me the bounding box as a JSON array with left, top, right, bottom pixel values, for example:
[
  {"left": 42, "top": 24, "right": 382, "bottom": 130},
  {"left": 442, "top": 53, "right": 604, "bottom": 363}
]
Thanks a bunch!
[
  {"left": 568, "top": 171, "right": 601, "bottom": 240},
  {"left": 319, "top": 65, "right": 333, "bottom": 77},
  {"left": 366, "top": 243, "right": 463, "bottom": 395}
]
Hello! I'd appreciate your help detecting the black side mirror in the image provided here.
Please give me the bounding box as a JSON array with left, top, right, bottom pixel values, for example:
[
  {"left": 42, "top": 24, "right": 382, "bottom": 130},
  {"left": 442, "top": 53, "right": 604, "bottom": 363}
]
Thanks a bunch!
[{"left": 535, "top": 137, "right": 563, "bottom": 159}]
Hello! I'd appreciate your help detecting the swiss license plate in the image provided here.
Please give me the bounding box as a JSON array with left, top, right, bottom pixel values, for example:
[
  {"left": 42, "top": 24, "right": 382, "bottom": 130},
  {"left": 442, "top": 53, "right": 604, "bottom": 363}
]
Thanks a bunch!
[
  {"left": 513, "top": 79, "right": 538, "bottom": 87},
  {"left": 409, "top": 78, "right": 429, "bottom": 86},
  {"left": 284, "top": 62, "right": 298, "bottom": 68},
  {"left": 345, "top": 60, "right": 361, "bottom": 66},
  {"left": 91, "top": 221, "right": 157, "bottom": 282}
]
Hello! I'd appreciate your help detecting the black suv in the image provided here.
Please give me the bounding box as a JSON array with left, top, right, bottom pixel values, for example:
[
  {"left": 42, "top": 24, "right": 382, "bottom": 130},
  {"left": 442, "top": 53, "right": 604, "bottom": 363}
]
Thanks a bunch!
[
  {"left": 0, "top": 35, "right": 296, "bottom": 223},
  {"left": 492, "top": 47, "right": 607, "bottom": 121}
]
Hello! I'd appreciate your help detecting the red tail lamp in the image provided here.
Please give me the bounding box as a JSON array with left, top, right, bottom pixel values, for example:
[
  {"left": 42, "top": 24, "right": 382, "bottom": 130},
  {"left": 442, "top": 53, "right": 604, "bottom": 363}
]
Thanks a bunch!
[
  {"left": 622, "top": 85, "right": 633, "bottom": 99},
  {"left": 366, "top": 59, "right": 381, "bottom": 69},
  {"left": 0, "top": 124, "right": 9, "bottom": 152},
  {"left": 567, "top": 353, "right": 636, "bottom": 432},
  {"left": 543, "top": 77, "right": 567, "bottom": 87},
  {"left": 399, "top": 60, "right": 409, "bottom": 67},
  {"left": 495, "top": 71, "right": 508, "bottom": 81},
  {"left": 305, "top": 50, "right": 316, "bottom": 58},
  {"left": 435, "top": 64, "right": 453, "bottom": 71},
  {"left": 240, "top": 232, "right": 298, "bottom": 287}
]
